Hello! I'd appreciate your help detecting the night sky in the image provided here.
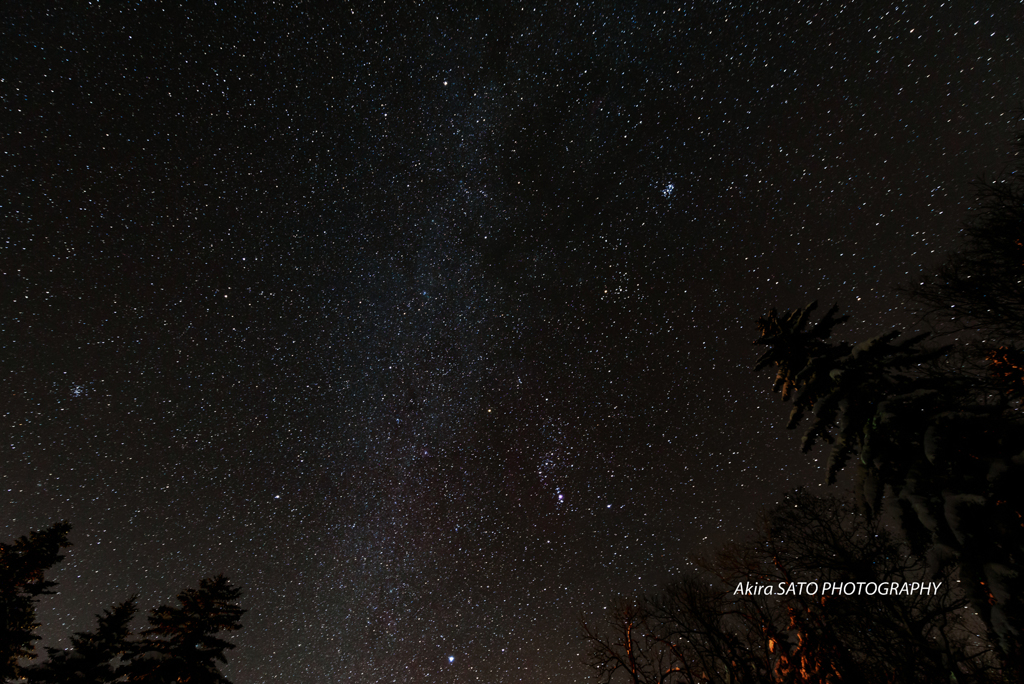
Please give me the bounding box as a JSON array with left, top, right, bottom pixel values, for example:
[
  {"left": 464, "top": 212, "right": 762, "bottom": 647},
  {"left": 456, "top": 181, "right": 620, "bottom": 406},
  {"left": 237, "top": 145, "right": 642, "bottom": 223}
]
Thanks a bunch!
[{"left": 3, "top": 2, "right": 1023, "bottom": 682}]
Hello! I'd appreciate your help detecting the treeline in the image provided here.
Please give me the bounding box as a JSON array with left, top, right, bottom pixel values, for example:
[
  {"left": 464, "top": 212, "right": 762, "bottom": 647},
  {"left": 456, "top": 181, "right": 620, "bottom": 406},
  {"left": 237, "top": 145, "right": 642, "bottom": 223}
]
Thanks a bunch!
[
  {"left": 0, "top": 523, "right": 243, "bottom": 683},
  {"left": 584, "top": 489, "right": 999, "bottom": 683},
  {"left": 583, "top": 126, "right": 1024, "bottom": 682}
]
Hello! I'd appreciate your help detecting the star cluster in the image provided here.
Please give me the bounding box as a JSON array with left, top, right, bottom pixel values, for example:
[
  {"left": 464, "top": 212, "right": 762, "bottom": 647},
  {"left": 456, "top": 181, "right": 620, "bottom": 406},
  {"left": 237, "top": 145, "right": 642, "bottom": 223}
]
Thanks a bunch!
[{"left": 2, "top": 2, "right": 1022, "bottom": 683}]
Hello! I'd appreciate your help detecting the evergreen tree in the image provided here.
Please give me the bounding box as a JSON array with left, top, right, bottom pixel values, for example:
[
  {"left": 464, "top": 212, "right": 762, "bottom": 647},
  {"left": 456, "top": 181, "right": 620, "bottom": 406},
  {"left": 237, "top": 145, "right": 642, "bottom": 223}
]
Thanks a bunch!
[
  {"left": 752, "top": 125, "right": 1024, "bottom": 670},
  {"left": 0, "top": 522, "right": 72, "bottom": 681},
  {"left": 23, "top": 599, "right": 137, "bottom": 684},
  {"left": 907, "top": 125, "right": 1024, "bottom": 345},
  {"left": 1, "top": 525, "right": 245, "bottom": 683},
  {"left": 906, "top": 124, "right": 1024, "bottom": 403},
  {"left": 754, "top": 301, "right": 1024, "bottom": 667},
  {"left": 125, "top": 576, "right": 244, "bottom": 684}
]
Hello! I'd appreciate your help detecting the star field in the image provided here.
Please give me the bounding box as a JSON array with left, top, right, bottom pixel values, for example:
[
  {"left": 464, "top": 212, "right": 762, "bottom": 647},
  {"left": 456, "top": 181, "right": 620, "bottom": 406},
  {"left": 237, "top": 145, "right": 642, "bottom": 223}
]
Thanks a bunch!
[{"left": 2, "top": 2, "right": 1023, "bottom": 683}]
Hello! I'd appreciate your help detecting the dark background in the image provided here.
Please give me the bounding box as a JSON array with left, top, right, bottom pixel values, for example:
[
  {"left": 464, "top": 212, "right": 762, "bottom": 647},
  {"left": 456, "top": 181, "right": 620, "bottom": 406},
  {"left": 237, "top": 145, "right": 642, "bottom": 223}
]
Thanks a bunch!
[{"left": 2, "top": 2, "right": 1022, "bottom": 682}]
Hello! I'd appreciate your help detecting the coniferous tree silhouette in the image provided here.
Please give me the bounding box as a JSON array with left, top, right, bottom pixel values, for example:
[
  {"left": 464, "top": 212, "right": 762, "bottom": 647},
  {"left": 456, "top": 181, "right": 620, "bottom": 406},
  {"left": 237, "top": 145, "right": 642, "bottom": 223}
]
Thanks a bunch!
[
  {"left": 906, "top": 123, "right": 1024, "bottom": 402},
  {"left": 907, "top": 124, "right": 1024, "bottom": 346},
  {"left": 125, "top": 575, "right": 244, "bottom": 684},
  {"left": 0, "top": 522, "right": 72, "bottom": 681},
  {"left": 754, "top": 301, "right": 1024, "bottom": 670},
  {"left": 22, "top": 599, "right": 137, "bottom": 684},
  {"left": 753, "top": 126, "right": 1024, "bottom": 670}
]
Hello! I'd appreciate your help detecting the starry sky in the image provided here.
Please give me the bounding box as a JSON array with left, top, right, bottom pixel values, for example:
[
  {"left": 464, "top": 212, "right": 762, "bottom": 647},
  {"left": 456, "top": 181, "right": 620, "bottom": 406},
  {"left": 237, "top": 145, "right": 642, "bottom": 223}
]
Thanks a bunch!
[{"left": 2, "top": 2, "right": 1023, "bottom": 683}]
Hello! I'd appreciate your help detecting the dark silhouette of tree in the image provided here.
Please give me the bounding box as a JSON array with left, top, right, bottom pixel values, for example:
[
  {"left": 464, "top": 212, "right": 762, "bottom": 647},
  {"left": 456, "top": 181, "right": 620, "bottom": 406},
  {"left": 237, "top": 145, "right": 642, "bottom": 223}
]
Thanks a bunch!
[
  {"left": 753, "top": 134, "right": 1024, "bottom": 667},
  {"left": 907, "top": 125, "right": 1024, "bottom": 346},
  {"left": 582, "top": 490, "right": 999, "bottom": 683},
  {"left": 22, "top": 599, "right": 137, "bottom": 684},
  {"left": 125, "top": 575, "right": 244, "bottom": 684},
  {"left": 754, "top": 302, "right": 950, "bottom": 492},
  {"left": 754, "top": 298, "right": 1024, "bottom": 668},
  {"left": 753, "top": 491, "right": 995, "bottom": 683},
  {"left": 905, "top": 123, "right": 1024, "bottom": 406},
  {"left": 0, "top": 522, "right": 72, "bottom": 681},
  {"left": 2, "top": 525, "right": 244, "bottom": 684},
  {"left": 582, "top": 576, "right": 769, "bottom": 684}
]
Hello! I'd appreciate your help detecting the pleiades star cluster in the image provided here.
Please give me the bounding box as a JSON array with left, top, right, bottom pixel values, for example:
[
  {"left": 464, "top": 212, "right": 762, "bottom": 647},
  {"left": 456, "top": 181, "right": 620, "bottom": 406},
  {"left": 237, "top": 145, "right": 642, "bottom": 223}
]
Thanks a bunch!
[{"left": 2, "top": 2, "right": 1022, "bottom": 682}]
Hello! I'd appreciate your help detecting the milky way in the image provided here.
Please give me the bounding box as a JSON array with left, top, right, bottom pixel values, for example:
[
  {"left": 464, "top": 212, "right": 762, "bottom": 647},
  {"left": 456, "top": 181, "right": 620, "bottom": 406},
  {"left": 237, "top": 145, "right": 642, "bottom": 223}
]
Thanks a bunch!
[{"left": 3, "top": 2, "right": 1022, "bottom": 682}]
